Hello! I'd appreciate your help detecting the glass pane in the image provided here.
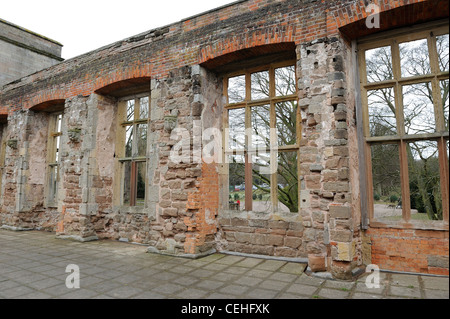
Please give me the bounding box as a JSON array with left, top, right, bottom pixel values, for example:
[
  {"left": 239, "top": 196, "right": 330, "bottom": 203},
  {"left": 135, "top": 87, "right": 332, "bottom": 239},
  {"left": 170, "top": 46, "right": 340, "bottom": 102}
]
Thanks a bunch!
[
  {"left": 139, "top": 97, "right": 149, "bottom": 119},
  {"left": 403, "top": 83, "right": 435, "bottom": 134},
  {"left": 136, "top": 162, "right": 146, "bottom": 206},
  {"left": 125, "top": 125, "right": 133, "bottom": 158},
  {"left": 228, "top": 154, "right": 245, "bottom": 211},
  {"left": 277, "top": 151, "right": 298, "bottom": 213},
  {"left": 123, "top": 161, "right": 132, "bottom": 206},
  {"left": 400, "top": 38, "right": 430, "bottom": 78},
  {"left": 228, "top": 108, "right": 246, "bottom": 150},
  {"left": 441, "top": 79, "right": 449, "bottom": 131},
  {"left": 367, "top": 87, "right": 397, "bottom": 136},
  {"left": 137, "top": 124, "right": 148, "bottom": 157},
  {"left": 437, "top": 34, "right": 449, "bottom": 72},
  {"left": 365, "top": 46, "right": 393, "bottom": 83},
  {"left": 55, "top": 135, "right": 61, "bottom": 162},
  {"left": 371, "top": 144, "right": 402, "bottom": 221},
  {"left": 276, "top": 101, "right": 297, "bottom": 146},
  {"left": 228, "top": 75, "right": 246, "bottom": 104},
  {"left": 252, "top": 152, "right": 272, "bottom": 213},
  {"left": 251, "top": 105, "right": 270, "bottom": 150},
  {"left": 56, "top": 114, "right": 63, "bottom": 133},
  {"left": 127, "top": 100, "right": 135, "bottom": 121},
  {"left": 49, "top": 165, "right": 59, "bottom": 203},
  {"left": 251, "top": 70, "right": 270, "bottom": 100},
  {"left": 407, "top": 141, "right": 442, "bottom": 221},
  {"left": 275, "top": 66, "right": 296, "bottom": 96}
]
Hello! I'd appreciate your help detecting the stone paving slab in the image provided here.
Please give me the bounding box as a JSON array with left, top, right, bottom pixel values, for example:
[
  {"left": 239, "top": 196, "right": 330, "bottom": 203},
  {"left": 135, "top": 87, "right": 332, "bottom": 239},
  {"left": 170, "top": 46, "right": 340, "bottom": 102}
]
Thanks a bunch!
[{"left": 0, "top": 229, "right": 448, "bottom": 300}]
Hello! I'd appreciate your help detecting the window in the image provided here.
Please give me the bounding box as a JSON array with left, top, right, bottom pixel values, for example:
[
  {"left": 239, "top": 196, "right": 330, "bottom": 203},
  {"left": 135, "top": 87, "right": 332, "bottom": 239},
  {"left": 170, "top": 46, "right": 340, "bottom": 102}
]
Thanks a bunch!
[
  {"left": 46, "top": 113, "right": 63, "bottom": 207},
  {"left": 224, "top": 61, "right": 300, "bottom": 213},
  {"left": 117, "top": 95, "right": 149, "bottom": 206},
  {"left": 358, "top": 23, "right": 449, "bottom": 224}
]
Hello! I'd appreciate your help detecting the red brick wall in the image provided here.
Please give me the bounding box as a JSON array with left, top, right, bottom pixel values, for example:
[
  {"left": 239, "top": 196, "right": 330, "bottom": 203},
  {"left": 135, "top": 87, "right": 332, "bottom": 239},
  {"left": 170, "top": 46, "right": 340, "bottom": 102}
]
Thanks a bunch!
[
  {"left": 1, "top": 0, "right": 441, "bottom": 116},
  {"left": 367, "top": 228, "right": 449, "bottom": 275},
  {"left": 184, "top": 160, "right": 219, "bottom": 255}
]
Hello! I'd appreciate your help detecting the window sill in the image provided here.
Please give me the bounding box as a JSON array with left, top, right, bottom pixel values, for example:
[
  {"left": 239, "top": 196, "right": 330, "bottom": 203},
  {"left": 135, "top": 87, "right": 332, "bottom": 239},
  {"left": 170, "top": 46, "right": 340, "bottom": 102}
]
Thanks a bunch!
[
  {"left": 369, "top": 219, "right": 449, "bottom": 231},
  {"left": 220, "top": 209, "right": 300, "bottom": 221}
]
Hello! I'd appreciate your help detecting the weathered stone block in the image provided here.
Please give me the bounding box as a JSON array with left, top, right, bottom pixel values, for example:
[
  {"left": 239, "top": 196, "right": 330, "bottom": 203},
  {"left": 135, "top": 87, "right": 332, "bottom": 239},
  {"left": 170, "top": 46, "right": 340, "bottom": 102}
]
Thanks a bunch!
[
  {"left": 308, "top": 254, "right": 327, "bottom": 272},
  {"left": 330, "top": 229, "right": 353, "bottom": 242},
  {"left": 329, "top": 205, "right": 352, "bottom": 219}
]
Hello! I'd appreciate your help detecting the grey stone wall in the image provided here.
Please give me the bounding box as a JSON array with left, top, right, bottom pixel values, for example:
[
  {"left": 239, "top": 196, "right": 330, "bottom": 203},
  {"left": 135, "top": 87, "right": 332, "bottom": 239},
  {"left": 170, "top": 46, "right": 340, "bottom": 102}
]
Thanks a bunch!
[{"left": 0, "top": 18, "right": 63, "bottom": 87}]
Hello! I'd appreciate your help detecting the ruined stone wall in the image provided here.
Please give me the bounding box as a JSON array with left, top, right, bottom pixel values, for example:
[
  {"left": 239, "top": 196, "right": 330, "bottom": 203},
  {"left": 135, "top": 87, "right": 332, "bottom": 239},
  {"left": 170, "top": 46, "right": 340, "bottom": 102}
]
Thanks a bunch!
[{"left": 0, "top": 0, "right": 447, "bottom": 279}]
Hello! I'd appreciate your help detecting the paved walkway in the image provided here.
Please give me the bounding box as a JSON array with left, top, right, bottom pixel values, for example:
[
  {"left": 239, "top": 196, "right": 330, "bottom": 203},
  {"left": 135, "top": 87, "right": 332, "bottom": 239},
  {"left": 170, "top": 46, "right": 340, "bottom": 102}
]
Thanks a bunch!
[{"left": 0, "top": 229, "right": 448, "bottom": 300}]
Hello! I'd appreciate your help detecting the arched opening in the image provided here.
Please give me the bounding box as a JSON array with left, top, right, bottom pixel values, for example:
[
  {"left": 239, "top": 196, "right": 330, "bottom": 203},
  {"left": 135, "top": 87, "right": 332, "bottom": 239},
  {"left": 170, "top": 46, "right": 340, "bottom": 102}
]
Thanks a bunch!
[
  {"left": 94, "top": 77, "right": 151, "bottom": 98},
  {"left": 29, "top": 99, "right": 65, "bottom": 112},
  {"left": 339, "top": 0, "right": 449, "bottom": 40},
  {"left": 201, "top": 42, "right": 297, "bottom": 74}
]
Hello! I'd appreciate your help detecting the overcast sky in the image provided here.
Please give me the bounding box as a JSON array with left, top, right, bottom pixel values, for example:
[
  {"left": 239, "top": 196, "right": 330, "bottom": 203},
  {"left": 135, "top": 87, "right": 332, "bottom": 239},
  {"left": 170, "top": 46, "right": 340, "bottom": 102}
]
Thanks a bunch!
[{"left": 2, "top": 0, "right": 237, "bottom": 60}]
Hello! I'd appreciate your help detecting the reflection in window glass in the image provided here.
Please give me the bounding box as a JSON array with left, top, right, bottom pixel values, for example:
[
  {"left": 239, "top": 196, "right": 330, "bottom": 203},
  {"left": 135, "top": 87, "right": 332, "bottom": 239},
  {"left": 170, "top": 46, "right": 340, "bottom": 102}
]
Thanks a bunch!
[
  {"left": 139, "top": 97, "right": 149, "bottom": 120},
  {"left": 276, "top": 101, "right": 297, "bottom": 146},
  {"left": 57, "top": 114, "right": 62, "bottom": 132},
  {"left": 251, "top": 71, "right": 270, "bottom": 100},
  {"left": 125, "top": 126, "right": 133, "bottom": 158},
  {"left": 127, "top": 100, "right": 135, "bottom": 121},
  {"left": 407, "top": 141, "right": 442, "bottom": 221},
  {"left": 228, "top": 75, "right": 246, "bottom": 104},
  {"left": 400, "top": 38, "right": 430, "bottom": 78},
  {"left": 123, "top": 161, "right": 132, "bottom": 206},
  {"left": 49, "top": 165, "right": 59, "bottom": 202},
  {"left": 403, "top": 83, "right": 435, "bottom": 134},
  {"left": 252, "top": 153, "right": 272, "bottom": 213},
  {"left": 228, "top": 108, "right": 246, "bottom": 150},
  {"left": 371, "top": 143, "right": 402, "bottom": 221},
  {"left": 368, "top": 87, "right": 397, "bottom": 136},
  {"left": 137, "top": 124, "right": 148, "bottom": 157},
  {"left": 228, "top": 155, "right": 245, "bottom": 211},
  {"left": 251, "top": 105, "right": 270, "bottom": 150},
  {"left": 136, "top": 162, "right": 146, "bottom": 206},
  {"left": 441, "top": 79, "right": 449, "bottom": 131},
  {"left": 437, "top": 34, "right": 449, "bottom": 72},
  {"left": 277, "top": 151, "right": 298, "bottom": 213},
  {"left": 275, "top": 66, "right": 296, "bottom": 96},
  {"left": 55, "top": 135, "right": 61, "bottom": 162},
  {"left": 365, "top": 46, "right": 393, "bottom": 83}
]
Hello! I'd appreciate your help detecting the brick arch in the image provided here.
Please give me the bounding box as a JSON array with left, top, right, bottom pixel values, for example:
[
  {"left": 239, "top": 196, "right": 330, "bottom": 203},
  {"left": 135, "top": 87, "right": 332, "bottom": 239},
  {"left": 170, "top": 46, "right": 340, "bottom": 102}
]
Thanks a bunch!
[
  {"left": 94, "top": 76, "right": 151, "bottom": 98},
  {"left": 200, "top": 42, "right": 297, "bottom": 73},
  {"left": 198, "top": 25, "right": 297, "bottom": 68},
  {"left": 29, "top": 99, "right": 66, "bottom": 112},
  {"left": 334, "top": 0, "right": 449, "bottom": 40}
]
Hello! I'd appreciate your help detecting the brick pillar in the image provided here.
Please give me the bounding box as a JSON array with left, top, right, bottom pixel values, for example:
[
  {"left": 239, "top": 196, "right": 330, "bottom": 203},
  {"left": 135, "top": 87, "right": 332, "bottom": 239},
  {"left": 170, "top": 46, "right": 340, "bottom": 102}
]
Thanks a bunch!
[
  {"left": 56, "top": 95, "right": 98, "bottom": 242},
  {"left": 298, "top": 38, "right": 360, "bottom": 279}
]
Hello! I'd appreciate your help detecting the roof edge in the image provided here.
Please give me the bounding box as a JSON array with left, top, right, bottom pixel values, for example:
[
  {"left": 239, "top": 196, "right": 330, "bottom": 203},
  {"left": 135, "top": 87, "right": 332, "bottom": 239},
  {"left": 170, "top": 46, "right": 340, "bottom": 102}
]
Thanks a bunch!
[{"left": 0, "top": 18, "right": 63, "bottom": 47}]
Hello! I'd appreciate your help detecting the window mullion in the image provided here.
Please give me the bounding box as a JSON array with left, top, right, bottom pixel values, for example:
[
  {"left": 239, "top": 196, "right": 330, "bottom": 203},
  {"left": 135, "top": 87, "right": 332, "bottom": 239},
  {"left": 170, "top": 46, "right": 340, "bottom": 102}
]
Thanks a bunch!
[
  {"left": 438, "top": 137, "right": 449, "bottom": 221},
  {"left": 245, "top": 99, "right": 252, "bottom": 211},
  {"left": 130, "top": 161, "right": 137, "bottom": 207},
  {"left": 399, "top": 140, "right": 411, "bottom": 222}
]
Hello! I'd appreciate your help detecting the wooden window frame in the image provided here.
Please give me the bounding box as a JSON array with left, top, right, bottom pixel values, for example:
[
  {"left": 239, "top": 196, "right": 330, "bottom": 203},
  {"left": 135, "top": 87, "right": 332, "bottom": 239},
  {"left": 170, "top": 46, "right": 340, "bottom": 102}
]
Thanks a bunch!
[
  {"left": 45, "top": 112, "right": 63, "bottom": 208},
  {"left": 358, "top": 22, "right": 449, "bottom": 229},
  {"left": 223, "top": 60, "right": 301, "bottom": 213},
  {"left": 116, "top": 93, "right": 149, "bottom": 207}
]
